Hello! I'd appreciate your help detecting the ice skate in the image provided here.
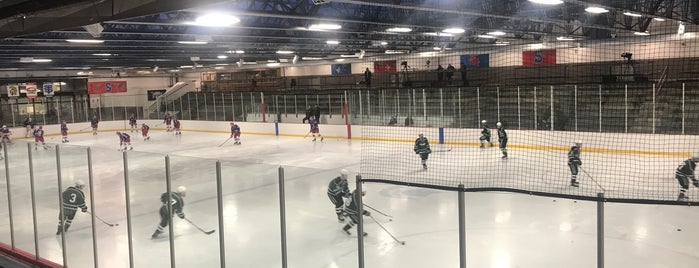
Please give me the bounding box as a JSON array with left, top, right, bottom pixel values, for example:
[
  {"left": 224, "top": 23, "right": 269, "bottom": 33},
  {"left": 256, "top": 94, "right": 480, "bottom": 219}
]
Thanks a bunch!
[
  {"left": 337, "top": 214, "right": 345, "bottom": 222},
  {"left": 489, "top": 143, "right": 494, "bottom": 147},
  {"left": 151, "top": 230, "right": 162, "bottom": 239},
  {"left": 321, "top": 137, "right": 324, "bottom": 141},
  {"left": 501, "top": 155, "right": 508, "bottom": 159},
  {"left": 55, "top": 226, "right": 63, "bottom": 235},
  {"left": 678, "top": 193, "right": 688, "bottom": 201},
  {"left": 342, "top": 225, "right": 351, "bottom": 235},
  {"left": 423, "top": 163, "right": 427, "bottom": 170},
  {"left": 479, "top": 144, "right": 484, "bottom": 148},
  {"left": 129, "top": 147, "right": 133, "bottom": 151},
  {"left": 312, "top": 138, "right": 316, "bottom": 142},
  {"left": 570, "top": 180, "right": 579, "bottom": 187}
]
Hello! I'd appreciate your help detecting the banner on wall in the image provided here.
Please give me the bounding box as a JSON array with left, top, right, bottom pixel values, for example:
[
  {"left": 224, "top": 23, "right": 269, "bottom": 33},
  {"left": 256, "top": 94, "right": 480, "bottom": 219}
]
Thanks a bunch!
[
  {"left": 147, "top": 89, "right": 167, "bottom": 101},
  {"left": 52, "top": 82, "right": 62, "bottom": 92},
  {"left": 6, "top": 84, "right": 19, "bottom": 97},
  {"left": 459, "top": 54, "right": 490, "bottom": 68},
  {"left": 523, "top": 50, "right": 556, "bottom": 65},
  {"left": 331, "top": 63, "right": 351, "bottom": 75},
  {"left": 25, "top": 82, "right": 38, "bottom": 99},
  {"left": 87, "top": 81, "right": 127, "bottom": 94},
  {"left": 373, "top": 60, "right": 397, "bottom": 73},
  {"left": 43, "top": 83, "right": 54, "bottom": 97}
]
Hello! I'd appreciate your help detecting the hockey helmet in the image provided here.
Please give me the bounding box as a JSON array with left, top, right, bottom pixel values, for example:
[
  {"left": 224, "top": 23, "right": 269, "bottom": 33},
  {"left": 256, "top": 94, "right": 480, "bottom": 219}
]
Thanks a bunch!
[
  {"left": 115, "top": 131, "right": 121, "bottom": 135},
  {"left": 481, "top": 120, "right": 487, "bottom": 124},
  {"left": 75, "top": 180, "right": 86, "bottom": 189},
  {"left": 418, "top": 133, "right": 424, "bottom": 137},
  {"left": 340, "top": 169, "right": 349, "bottom": 179},
  {"left": 176, "top": 186, "right": 187, "bottom": 195},
  {"left": 692, "top": 153, "right": 699, "bottom": 161},
  {"left": 496, "top": 122, "right": 502, "bottom": 127},
  {"left": 230, "top": 121, "right": 235, "bottom": 125},
  {"left": 1, "top": 125, "right": 5, "bottom": 128},
  {"left": 38, "top": 125, "right": 42, "bottom": 129},
  {"left": 574, "top": 140, "right": 582, "bottom": 147}
]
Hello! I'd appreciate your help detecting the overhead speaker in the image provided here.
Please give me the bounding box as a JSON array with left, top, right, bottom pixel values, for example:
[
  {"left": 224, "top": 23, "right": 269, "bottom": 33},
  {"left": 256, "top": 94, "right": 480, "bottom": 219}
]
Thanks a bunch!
[{"left": 83, "top": 23, "right": 104, "bottom": 38}]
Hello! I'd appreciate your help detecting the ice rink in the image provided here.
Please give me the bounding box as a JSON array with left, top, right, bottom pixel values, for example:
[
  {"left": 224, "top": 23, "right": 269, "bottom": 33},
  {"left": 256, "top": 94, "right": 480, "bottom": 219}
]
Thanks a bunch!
[{"left": 0, "top": 126, "right": 698, "bottom": 268}]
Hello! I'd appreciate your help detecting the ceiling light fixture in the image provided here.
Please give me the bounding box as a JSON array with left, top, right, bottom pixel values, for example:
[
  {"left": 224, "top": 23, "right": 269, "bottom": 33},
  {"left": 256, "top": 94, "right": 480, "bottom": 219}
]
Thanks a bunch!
[
  {"left": 92, "top": 53, "right": 111, "bottom": 56},
  {"left": 556, "top": 36, "right": 575, "bottom": 41},
  {"left": 634, "top": 31, "right": 650, "bottom": 36},
  {"left": 528, "top": 0, "right": 563, "bottom": 5},
  {"left": 653, "top": 18, "right": 666, "bottom": 21},
  {"left": 433, "top": 47, "right": 442, "bottom": 50},
  {"left": 302, "top": 57, "right": 323, "bottom": 60},
  {"left": 32, "top": 59, "right": 52, "bottom": 63},
  {"left": 585, "top": 7, "right": 609, "bottom": 14},
  {"left": 380, "top": 41, "right": 388, "bottom": 45},
  {"left": 178, "top": 41, "right": 208, "bottom": 45},
  {"left": 387, "top": 27, "right": 412, "bottom": 33},
  {"left": 442, "top": 28, "right": 465, "bottom": 34},
  {"left": 326, "top": 40, "right": 340, "bottom": 45},
  {"left": 495, "top": 41, "right": 510, "bottom": 46},
  {"left": 217, "top": 55, "right": 228, "bottom": 59},
  {"left": 276, "top": 50, "right": 295, "bottom": 54},
  {"left": 425, "top": 32, "right": 454, "bottom": 37},
  {"left": 477, "top": 35, "right": 496, "bottom": 39},
  {"left": 623, "top": 12, "right": 642, "bottom": 17},
  {"left": 334, "top": 59, "right": 346, "bottom": 62},
  {"left": 191, "top": 14, "right": 240, "bottom": 27},
  {"left": 385, "top": 50, "right": 407, "bottom": 54},
  {"left": 340, "top": 54, "right": 358, "bottom": 58},
  {"left": 487, "top": 31, "right": 507, "bottom": 36},
  {"left": 267, "top": 62, "right": 280, "bottom": 67},
  {"left": 309, "top": 23, "right": 342, "bottom": 30},
  {"left": 235, "top": 50, "right": 244, "bottom": 54},
  {"left": 66, "top": 39, "right": 104, "bottom": 43}
]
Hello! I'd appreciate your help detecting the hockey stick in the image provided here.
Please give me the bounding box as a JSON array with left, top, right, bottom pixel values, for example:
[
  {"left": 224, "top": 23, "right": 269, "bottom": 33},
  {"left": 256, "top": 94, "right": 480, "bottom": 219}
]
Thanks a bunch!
[
  {"left": 304, "top": 132, "right": 311, "bottom": 138},
  {"left": 80, "top": 126, "right": 93, "bottom": 131},
  {"left": 184, "top": 218, "right": 215, "bottom": 235},
  {"left": 432, "top": 148, "right": 453, "bottom": 153},
  {"left": 218, "top": 137, "right": 232, "bottom": 147},
  {"left": 364, "top": 204, "right": 393, "bottom": 219},
  {"left": 87, "top": 211, "right": 118, "bottom": 227},
  {"left": 367, "top": 214, "right": 405, "bottom": 245},
  {"left": 579, "top": 167, "right": 606, "bottom": 192}
]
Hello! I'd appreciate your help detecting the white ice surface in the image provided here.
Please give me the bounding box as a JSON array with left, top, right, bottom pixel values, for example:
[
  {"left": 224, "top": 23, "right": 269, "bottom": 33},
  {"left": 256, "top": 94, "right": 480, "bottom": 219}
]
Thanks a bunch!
[{"left": 0, "top": 129, "right": 697, "bottom": 268}]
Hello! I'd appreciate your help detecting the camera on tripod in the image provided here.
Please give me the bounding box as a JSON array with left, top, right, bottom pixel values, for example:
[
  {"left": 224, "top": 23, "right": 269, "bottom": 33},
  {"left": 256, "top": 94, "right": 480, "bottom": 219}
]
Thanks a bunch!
[{"left": 621, "top": 52, "right": 633, "bottom": 60}]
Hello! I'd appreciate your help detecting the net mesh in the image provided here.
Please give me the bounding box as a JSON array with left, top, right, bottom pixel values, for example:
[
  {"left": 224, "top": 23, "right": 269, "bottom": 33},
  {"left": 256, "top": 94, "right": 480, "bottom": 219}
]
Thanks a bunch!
[{"left": 351, "top": 1, "right": 699, "bottom": 205}]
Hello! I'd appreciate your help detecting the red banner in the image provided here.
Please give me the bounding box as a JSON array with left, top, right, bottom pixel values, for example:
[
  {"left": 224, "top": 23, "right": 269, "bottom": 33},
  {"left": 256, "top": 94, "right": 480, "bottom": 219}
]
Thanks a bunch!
[
  {"left": 523, "top": 50, "right": 556, "bottom": 66},
  {"left": 87, "top": 81, "right": 128, "bottom": 94},
  {"left": 25, "top": 82, "right": 38, "bottom": 99},
  {"left": 373, "top": 60, "right": 397, "bottom": 73}
]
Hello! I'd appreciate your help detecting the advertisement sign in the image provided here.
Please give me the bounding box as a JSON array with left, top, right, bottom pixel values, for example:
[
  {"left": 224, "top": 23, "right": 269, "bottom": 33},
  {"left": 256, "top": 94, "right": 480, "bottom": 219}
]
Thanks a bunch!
[
  {"left": 373, "top": 60, "right": 397, "bottom": 73},
  {"left": 331, "top": 64, "right": 351, "bottom": 75},
  {"left": 87, "top": 81, "right": 128, "bottom": 94},
  {"left": 460, "top": 54, "right": 490, "bottom": 68}
]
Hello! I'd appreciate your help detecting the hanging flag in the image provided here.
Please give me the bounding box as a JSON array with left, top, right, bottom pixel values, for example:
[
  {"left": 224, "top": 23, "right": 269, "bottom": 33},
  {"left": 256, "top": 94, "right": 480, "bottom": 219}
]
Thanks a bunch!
[
  {"left": 43, "top": 83, "right": 54, "bottom": 97},
  {"left": 373, "top": 60, "right": 397, "bottom": 73},
  {"left": 459, "top": 54, "right": 490, "bottom": 68},
  {"left": 25, "top": 82, "right": 38, "bottom": 99},
  {"left": 523, "top": 50, "right": 556, "bottom": 66},
  {"left": 87, "top": 81, "right": 128, "bottom": 94},
  {"left": 331, "top": 63, "right": 351, "bottom": 75},
  {"left": 6, "top": 84, "right": 19, "bottom": 97}
]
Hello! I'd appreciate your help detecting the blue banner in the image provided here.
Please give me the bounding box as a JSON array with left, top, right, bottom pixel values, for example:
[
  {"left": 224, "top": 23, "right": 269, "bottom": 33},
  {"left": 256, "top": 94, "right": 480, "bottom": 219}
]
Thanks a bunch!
[
  {"left": 42, "top": 82, "right": 54, "bottom": 97},
  {"left": 460, "top": 54, "right": 490, "bottom": 68},
  {"left": 331, "top": 63, "right": 351, "bottom": 75}
]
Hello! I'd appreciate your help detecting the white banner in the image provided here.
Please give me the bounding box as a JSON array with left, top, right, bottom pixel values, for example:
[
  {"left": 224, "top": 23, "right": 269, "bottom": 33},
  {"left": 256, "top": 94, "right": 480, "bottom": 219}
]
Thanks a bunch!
[{"left": 6, "top": 84, "right": 19, "bottom": 97}]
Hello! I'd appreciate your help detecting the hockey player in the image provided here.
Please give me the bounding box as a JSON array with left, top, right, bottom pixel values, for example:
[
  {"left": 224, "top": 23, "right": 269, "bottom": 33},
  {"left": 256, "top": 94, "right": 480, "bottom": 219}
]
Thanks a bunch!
[
  {"left": 568, "top": 141, "right": 583, "bottom": 187},
  {"left": 141, "top": 123, "right": 151, "bottom": 140},
  {"left": 173, "top": 117, "right": 181, "bottom": 135},
  {"left": 60, "top": 120, "right": 69, "bottom": 143},
  {"left": 676, "top": 153, "right": 699, "bottom": 201},
  {"left": 163, "top": 112, "right": 173, "bottom": 132},
  {"left": 116, "top": 132, "right": 133, "bottom": 151},
  {"left": 129, "top": 114, "right": 137, "bottom": 132},
  {"left": 342, "top": 189, "right": 370, "bottom": 236},
  {"left": 56, "top": 180, "right": 88, "bottom": 235},
  {"left": 90, "top": 115, "right": 99, "bottom": 135},
  {"left": 479, "top": 120, "right": 493, "bottom": 148},
  {"left": 230, "top": 122, "right": 241, "bottom": 145},
  {"left": 496, "top": 122, "right": 508, "bottom": 159},
  {"left": 151, "top": 186, "right": 187, "bottom": 239},
  {"left": 328, "top": 169, "right": 351, "bottom": 222},
  {"left": 33, "top": 125, "right": 48, "bottom": 150},
  {"left": 414, "top": 133, "right": 431, "bottom": 170},
  {"left": 23, "top": 116, "right": 35, "bottom": 138},
  {"left": 1, "top": 125, "right": 12, "bottom": 144},
  {"left": 309, "top": 115, "right": 323, "bottom": 142}
]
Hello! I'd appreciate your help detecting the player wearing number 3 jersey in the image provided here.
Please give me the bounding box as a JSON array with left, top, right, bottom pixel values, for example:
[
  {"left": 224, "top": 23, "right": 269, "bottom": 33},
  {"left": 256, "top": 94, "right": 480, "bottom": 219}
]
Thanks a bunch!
[{"left": 56, "top": 180, "right": 88, "bottom": 235}]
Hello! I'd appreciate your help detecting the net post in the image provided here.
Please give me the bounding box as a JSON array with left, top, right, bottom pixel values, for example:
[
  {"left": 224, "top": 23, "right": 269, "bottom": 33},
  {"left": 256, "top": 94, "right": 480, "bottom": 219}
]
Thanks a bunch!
[
  {"left": 574, "top": 85, "right": 577, "bottom": 132},
  {"left": 597, "top": 193, "right": 605, "bottom": 268},
  {"left": 682, "top": 83, "right": 685, "bottom": 135},
  {"left": 27, "top": 143, "right": 39, "bottom": 261},
  {"left": 624, "top": 84, "right": 628, "bottom": 133},
  {"left": 355, "top": 175, "right": 365, "bottom": 268},
  {"left": 652, "top": 84, "right": 656, "bottom": 134},
  {"left": 534, "top": 86, "right": 537, "bottom": 130},
  {"left": 458, "top": 184, "right": 466, "bottom": 268},
  {"left": 550, "top": 86, "right": 554, "bottom": 131},
  {"left": 123, "top": 150, "right": 135, "bottom": 268}
]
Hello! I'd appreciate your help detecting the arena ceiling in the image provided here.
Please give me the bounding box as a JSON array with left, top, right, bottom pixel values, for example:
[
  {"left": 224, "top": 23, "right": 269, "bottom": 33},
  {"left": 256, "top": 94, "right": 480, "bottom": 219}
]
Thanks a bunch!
[{"left": 0, "top": 0, "right": 697, "bottom": 73}]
